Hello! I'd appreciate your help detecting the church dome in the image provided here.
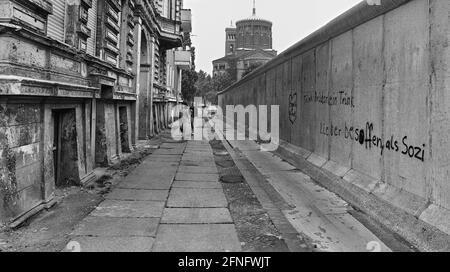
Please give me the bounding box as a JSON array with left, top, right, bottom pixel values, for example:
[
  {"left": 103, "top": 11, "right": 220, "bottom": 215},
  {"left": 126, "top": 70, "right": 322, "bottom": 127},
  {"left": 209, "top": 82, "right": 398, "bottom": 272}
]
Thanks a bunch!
[
  {"left": 236, "top": 1, "right": 272, "bottom": 25},
  {"left": 236, "top": 14, "right": 272, "bottom": 25}
]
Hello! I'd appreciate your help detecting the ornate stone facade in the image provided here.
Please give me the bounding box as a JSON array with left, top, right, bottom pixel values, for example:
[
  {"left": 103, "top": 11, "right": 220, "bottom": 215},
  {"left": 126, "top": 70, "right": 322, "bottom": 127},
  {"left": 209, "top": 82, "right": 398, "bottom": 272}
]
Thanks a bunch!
[{"left": 0, "top": 0, "right": 192, "bottom": 224}]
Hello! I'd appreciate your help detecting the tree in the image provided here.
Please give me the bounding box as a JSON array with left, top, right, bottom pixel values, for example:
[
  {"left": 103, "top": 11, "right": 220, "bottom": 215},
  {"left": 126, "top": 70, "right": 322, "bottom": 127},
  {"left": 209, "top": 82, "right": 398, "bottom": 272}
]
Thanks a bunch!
[
  {"left": 195, "top": 70, "right": 213, "bottom": 103},
  {"left": 181, "top": 68, "right": 198, "bottom": 104},
  {"left": 205, "top": 72, "right": 234, "bottom": 105},
  {"left": 213, "top": 72, "right": 233, "bottom": 91},
  {"left": 181, "top": 41, "right": 197, "bottom": 104}
]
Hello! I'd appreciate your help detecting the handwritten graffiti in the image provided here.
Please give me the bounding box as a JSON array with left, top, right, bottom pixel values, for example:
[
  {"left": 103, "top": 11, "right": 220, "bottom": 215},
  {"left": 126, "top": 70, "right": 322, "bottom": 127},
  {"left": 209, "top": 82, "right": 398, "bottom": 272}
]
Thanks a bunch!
[
  {"left": 304, "top": 91, "right": 355, "bottom": 108},
  {"left": 319, "top": 122, "right": 426, "bottom": 162},
  {"left": 288, "top": 91, "right": 297, "bottom": 124}
]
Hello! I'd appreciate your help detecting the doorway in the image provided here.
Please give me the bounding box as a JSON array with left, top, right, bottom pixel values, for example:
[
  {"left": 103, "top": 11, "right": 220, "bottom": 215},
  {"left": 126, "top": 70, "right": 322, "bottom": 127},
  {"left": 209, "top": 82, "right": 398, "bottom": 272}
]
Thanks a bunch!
[
  {"left": 119, "top": 106, "right": 131, "bottom": 153},
  {"left": 53, "top": 109, "right": 80, "bottom": 187}
]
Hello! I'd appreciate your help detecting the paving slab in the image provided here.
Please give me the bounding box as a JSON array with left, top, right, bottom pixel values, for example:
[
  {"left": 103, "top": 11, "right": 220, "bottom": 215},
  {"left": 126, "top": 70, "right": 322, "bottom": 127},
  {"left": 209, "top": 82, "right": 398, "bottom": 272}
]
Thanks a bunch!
[
  {"left": 175, "top": 173, "right": 219, "bottom": 182},
  {"left": 141, "top": 161, "right": 179, "bottom": 168},
  {"left": 118, "top": 181, "right": 173, "bottom": 190},
  {"left": 105, "top": 189, "right": 169, "bottom": 201},
  {"left": 178, "top": 166, "right": 218, "bottom": 174},
  {"left": 153, "top": 149, "right": 184, "bottom": 155},
  {"left": 70, "top": 236, "right": 154, "bottom": 252},
  {"left": 152, "top": 224, "right": 241, "bottom": 252},
  {"left": 161, "top": 208, "right": 233, "bottom": 224},
  {"left": 120, "top": 170, "right": 176, "bottom": 189},
  {"left": 129, "top": 166, "right": 178, "bottom": 178},
  {"left": 180, "top": 161, "right": 217, "bottom": 167},
  {"left": 181, "top": 158, "right": 216, "bottom": 164},
  {"left": 172, "top": 181, "right": 222, "bottom": 189},
  {"left": 184, "top": 151, "right": 212, "bottom": 154},
  {"left": 72, "top": 217, "right": 159, "bottom": 237},
  {"left": 91, "top": 200, "right": 165, "bottom": 218},
  {"left": 145, "top": 155, "right": 181, "bottom": 162},
  {"left": 161, "top": 143, "right": 187, "bottom": 149},
  {"left": 185, "top": 147, "right": 211, "bottom": 150},
  {"left": 183, "top": 154, "right": 214, "bottom": 159},
  {"left": 167, "top": 188, "right": 227, "bottom": 208},
  {"left": 119, "top": 177, "right": 174, "bottom": 190}
]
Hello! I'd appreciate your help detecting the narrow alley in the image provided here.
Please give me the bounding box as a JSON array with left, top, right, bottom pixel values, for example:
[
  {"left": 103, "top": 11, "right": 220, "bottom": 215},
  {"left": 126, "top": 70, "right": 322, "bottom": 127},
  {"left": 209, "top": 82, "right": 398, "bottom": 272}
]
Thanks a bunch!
[
  {"left": 67, "top": 136, "right": 243, "bottom": 252},
  {"left": 54, "top": 118, "right": 412, "bottom": 252},
  {"left": 2, "top": 0, "right": 450, "bottom": 257}
]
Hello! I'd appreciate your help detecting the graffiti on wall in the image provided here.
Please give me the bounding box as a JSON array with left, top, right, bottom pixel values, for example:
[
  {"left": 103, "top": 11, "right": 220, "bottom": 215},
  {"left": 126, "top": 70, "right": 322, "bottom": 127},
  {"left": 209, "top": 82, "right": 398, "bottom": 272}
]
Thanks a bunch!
[
  {"left": 319, "top": 121, "right": 426, "bottom": 162},
  {"left": 288, "top": 91, "right": 297, "bottom": 124},
  {"left": 303, "top": 91, "right": 355, "bottom": 108}
]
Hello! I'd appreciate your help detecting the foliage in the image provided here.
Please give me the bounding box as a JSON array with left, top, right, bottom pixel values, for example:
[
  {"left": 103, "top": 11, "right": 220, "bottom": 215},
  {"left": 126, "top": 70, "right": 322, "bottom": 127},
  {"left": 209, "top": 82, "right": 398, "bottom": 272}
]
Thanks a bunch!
[
  {"left": 181, "top": 68, "right": 198, "bottom": 104},
  {"left": 202, "top": 71, "right": 235, "bottom": 105},
  {"left": 180, "top": 35, "right": 198, "bottom": 104}
]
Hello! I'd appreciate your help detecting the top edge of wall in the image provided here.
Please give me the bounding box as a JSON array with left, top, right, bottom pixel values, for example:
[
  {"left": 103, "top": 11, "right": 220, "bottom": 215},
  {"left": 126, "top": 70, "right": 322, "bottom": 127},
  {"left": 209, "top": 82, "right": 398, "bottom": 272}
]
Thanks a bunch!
[{"left": 218, "top": 0, "right": 414, "bottom": 95}]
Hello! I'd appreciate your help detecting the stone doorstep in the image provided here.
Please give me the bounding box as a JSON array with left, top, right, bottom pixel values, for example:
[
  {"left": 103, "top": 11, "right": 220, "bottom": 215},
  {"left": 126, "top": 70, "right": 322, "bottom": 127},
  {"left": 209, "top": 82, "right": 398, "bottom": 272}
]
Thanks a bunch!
[{"left": 275, "top": 143, "right": 450, "bottom": 252}]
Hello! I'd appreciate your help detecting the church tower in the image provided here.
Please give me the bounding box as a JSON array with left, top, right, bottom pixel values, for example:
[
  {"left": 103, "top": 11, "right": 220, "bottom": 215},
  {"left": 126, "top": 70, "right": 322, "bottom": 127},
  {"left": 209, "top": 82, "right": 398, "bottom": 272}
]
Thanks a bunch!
[
  {"left": 235, "top": 0, "right": 273, "bottom": 50},
  {"left": 225, "top": 22, "right": 237, "bottom": 56},
  {"left": 213, "top": 0, "right": 277, "bottom": 80}
]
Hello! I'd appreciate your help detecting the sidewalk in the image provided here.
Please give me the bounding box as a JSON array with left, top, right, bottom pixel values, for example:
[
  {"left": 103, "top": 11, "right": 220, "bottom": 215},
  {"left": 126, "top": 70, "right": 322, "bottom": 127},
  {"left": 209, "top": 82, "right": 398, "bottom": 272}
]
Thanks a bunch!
[
  {"left": 225, "top": 140, "right": 405, "bottom": 252},
  {"left": 67, "top": 135, "right": 241, "bottom": 252}
]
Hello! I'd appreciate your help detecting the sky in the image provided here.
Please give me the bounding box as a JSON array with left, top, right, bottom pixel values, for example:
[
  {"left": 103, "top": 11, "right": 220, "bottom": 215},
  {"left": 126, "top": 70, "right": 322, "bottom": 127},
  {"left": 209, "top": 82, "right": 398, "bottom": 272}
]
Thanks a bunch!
[{"left": 183, "top": 0, "right": 363, "bottom": 73}]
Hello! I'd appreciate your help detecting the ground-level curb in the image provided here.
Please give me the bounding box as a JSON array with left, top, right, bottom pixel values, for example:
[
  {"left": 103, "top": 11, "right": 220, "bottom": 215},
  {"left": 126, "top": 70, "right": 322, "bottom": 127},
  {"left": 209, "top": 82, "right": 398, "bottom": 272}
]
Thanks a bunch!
[
  {"left": 275, "top": 143, "right": 450, "bottom": 252},
  {"left": 220, "top": 139, "right": 314, "bottom": 252}
]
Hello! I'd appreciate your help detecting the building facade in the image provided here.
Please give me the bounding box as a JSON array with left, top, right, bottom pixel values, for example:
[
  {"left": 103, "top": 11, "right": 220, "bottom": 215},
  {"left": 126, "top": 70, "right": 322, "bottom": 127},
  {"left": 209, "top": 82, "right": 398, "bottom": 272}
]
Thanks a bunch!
[
  {"left": 213, "top": 4, "right": 276, "bottom": 81},
  {"left": 0, "top": 0, "right": 192, "bottom": 224}
]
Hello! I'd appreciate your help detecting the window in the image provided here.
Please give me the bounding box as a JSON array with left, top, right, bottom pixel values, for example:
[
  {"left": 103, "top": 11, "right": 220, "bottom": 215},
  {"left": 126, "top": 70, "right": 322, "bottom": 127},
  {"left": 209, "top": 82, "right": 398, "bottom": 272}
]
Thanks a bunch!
[
  {"left": 86, "top": 0, "right": 98, "bottom": 56},
  {"left": 47, "top": 0, "right": 66, "bottom": 41}
]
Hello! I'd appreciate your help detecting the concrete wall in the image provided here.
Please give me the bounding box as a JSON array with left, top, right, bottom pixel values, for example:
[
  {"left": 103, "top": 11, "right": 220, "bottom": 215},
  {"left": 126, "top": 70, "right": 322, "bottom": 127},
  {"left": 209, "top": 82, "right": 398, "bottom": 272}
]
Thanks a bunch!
[{"left": 218, "top": 0, "right": 450, "bottom": 234}]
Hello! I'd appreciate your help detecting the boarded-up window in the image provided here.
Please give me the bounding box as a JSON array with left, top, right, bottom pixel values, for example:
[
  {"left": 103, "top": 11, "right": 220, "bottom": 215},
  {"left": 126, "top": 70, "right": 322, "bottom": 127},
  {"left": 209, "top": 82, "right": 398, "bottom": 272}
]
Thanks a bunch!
[
  {"left": 47, "top": 0, "right": 66, "bottom": 41},
  {"left": 87, "top": 0, "right": 98, "bottom": 56}
]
